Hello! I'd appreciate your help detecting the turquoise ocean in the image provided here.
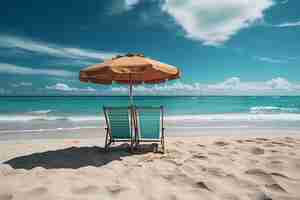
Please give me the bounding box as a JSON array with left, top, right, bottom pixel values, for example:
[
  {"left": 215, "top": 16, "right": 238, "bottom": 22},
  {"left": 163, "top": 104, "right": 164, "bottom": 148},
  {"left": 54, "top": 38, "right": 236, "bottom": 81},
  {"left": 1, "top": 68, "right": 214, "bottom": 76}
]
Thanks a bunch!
[{"left": 1, "top": 96, "right": 300, "bottom": 135}]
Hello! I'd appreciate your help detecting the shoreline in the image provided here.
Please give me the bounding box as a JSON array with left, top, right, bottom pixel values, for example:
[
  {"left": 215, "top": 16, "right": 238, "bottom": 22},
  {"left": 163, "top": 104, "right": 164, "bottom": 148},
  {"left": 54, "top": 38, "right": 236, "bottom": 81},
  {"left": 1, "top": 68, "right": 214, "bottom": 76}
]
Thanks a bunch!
[{"left": 0, "top": 127, "right": 299, "bottom": 141}]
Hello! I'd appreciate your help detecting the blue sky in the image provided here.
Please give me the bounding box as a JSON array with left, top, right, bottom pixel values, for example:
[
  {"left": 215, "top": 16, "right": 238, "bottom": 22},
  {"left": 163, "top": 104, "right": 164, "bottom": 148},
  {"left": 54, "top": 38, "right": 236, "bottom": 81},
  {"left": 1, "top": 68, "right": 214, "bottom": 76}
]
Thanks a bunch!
[{"left": 1, "top": 0, "right": 300, "bottom": 95}]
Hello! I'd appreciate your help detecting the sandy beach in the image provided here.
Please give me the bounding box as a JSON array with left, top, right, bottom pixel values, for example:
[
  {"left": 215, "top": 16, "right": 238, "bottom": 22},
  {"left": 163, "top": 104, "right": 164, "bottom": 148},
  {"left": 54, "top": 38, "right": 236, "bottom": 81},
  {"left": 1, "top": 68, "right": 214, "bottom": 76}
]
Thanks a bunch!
[
  {"left": 2, "top": 0, "right": 300, "bottom": 199},
  {"left": 1, "top": 135, "right": 300, "bottom": 200}
]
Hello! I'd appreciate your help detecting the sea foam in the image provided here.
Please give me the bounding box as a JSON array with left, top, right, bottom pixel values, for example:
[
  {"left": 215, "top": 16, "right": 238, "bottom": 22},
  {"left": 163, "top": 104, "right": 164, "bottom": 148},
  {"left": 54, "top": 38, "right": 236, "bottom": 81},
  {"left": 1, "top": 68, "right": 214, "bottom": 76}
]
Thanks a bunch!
[
  {"left": 27, "top": 110, "right": 53, "bottom": 115},
  {"left": 250, "top": 106, "right": 299, "bottom": 114},
  {"left": 1, "top": 113, "right": 300, "bottom": 123}
]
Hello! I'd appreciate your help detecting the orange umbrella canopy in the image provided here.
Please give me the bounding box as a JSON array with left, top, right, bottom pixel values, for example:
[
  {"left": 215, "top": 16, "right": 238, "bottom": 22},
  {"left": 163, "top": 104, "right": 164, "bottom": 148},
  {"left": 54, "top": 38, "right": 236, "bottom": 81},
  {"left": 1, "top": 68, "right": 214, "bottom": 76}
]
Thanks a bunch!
[{"left": 79, "top": 54, "right": 181, "bottom": 85}]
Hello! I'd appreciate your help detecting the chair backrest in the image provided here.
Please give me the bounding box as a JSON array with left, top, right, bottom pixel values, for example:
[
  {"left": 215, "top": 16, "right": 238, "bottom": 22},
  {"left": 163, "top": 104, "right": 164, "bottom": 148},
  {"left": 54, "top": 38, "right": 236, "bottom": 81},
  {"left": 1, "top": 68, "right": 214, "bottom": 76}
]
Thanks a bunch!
[
  {"left": 103, "top": 107, "right": 132, "bottom": 139},
  {"left": 135, "top": 106, "right": 163, "bottom": 140}
]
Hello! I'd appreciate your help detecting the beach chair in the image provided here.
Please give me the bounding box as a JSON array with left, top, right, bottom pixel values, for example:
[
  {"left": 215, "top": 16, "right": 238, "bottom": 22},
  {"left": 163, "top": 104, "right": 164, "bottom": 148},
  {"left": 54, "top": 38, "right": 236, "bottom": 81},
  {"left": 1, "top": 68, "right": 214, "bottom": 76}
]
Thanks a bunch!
[
  {"left": 134, "top": 106, "right": 165, "bottom": 153},
  {"left": 103, "top": 106, "right": 134, "bottom": 152}
]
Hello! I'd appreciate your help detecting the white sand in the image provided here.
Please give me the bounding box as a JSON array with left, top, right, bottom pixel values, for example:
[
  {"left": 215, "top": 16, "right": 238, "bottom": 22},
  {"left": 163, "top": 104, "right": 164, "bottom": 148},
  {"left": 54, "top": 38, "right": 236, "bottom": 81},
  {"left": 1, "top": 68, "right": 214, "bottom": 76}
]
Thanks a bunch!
[{"left": 1, "top": 136, "right": 300, "bottom": 200}]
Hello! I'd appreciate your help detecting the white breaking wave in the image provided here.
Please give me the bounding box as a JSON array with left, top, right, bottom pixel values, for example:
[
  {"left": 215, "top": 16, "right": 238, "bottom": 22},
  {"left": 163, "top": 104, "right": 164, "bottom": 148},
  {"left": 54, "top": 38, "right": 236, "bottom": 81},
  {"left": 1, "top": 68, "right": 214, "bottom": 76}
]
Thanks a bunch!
[
  {"left": 167, "top": 113, "right": 300, "bottom": 122},
  {"left": 250, "top": 106, "right": 299, "bottom": 114},
  {"left": 0, "top": 126, "right": 101, "bottom": 134},
  {"left": 0, "top": 115, "right": 103, "bottom": 122},
  {"left": 1, "top": 113, "right": 300, "bottom": 123},
  {"left": 27, "top": 109, "right": 52, "bottom": 115}
]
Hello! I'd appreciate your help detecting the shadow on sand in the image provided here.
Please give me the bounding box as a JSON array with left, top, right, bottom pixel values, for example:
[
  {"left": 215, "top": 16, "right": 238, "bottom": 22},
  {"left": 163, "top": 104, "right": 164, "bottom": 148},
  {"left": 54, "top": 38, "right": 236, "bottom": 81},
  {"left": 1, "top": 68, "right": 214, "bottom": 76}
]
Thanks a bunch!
[{"left": 4, "top": 144, "right": 156, "bottom": 170}]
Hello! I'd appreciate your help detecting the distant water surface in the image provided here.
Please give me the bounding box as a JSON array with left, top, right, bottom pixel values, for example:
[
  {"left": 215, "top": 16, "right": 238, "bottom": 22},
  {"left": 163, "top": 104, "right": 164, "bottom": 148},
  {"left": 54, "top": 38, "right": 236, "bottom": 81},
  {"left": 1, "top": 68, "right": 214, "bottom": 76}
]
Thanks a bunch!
[{"left": 0, "top": 96, "right": 300, "bottom": 135}]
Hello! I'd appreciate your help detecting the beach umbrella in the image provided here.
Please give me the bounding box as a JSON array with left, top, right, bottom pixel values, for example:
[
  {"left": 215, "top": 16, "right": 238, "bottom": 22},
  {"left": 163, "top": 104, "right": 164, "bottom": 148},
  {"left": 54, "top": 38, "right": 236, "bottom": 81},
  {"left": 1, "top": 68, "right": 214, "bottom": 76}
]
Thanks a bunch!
[{"left": 79, "top": 53, "right": 181, "bottom": 104}]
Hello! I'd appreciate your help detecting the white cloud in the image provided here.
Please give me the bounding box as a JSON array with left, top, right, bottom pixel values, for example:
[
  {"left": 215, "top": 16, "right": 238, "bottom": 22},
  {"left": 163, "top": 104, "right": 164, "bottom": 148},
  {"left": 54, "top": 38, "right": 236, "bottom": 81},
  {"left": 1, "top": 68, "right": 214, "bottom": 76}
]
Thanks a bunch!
[
  {"left": 62, "top": 48, "right": 117, "bottom": 60},
  {"left": 266, "top": 77, "right": 292, "bottom": 90},
  {"left": 46, "top": 83, "right": 96, "bottom": 92},
  {"left": 0, "top": 35, "right": 120, "bottom": 60},
  {"left": 273, "top": 20, "right": 300, "bottom": 27},
  {"left": 255, "top": 56, "right": 288, "bottom": 63},
  {"left": 0, "top": 63, "right": 74, "bottom": 77},
  {"left": 0, "top": 88, "right": 6, "bottom": 95},
  {"left": 125, "top": 0, "right": 140, "bottom": 10},
  {"left": 0, "top": 88, "right": 12, "bottom": 95},
  {"left": 109, "top": 0, "right": 140, "bottom": 14},
  {"left": 162, "top": 0, "right": 274, "bottom": 46},
  {"left": 109, "top": 77, "right": 300, "bottom": 95}
]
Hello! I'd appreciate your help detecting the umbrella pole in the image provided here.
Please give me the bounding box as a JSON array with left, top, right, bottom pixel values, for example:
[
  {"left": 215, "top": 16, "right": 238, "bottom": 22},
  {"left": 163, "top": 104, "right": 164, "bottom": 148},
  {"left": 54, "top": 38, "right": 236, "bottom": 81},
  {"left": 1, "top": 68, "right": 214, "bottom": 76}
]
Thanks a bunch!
[
  {"left": 129, "top": 82, "right": 137, "bottom": 147},
  {"left": 129, "top": 83, "right": 133, "bottom": 106}
]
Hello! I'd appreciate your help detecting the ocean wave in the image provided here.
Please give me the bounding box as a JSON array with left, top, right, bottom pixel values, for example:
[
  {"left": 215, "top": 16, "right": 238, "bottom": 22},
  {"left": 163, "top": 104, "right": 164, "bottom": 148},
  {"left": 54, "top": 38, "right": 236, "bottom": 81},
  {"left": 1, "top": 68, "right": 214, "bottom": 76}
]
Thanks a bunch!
[
  {"left": 0, "top": 126, "right": 101, "bottom": 134},
  {"left": 27, "top": 109, "right": 52, "bottom": 115},
  {"left": 250, "top": 106, "right": 299, "bottom": 114},
  {"left": 1, "top": 113, "right": 300, "bottom": 123},
  {"left": 0, "top": 115, "right": 103, "bottom": 122},
  {"left": 167, "top": 113, "right": 300, "bottom": 122}
]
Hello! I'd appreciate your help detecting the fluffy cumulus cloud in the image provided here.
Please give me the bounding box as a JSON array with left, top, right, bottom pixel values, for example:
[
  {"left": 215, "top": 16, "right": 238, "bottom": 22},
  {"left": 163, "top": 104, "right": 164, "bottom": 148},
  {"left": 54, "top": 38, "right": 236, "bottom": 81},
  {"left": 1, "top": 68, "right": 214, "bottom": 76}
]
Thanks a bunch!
[
  {"left": 162, "top": 0, "right": 274, "bottom": 46},
  {"left": 110, "top": 77, "right": 300, "bottom": 95},
  {"left": 0, "top": 63, "right": 74, "bottom": 77},
  {"left": 266, "top": 77, "right": 292, "bottom": 90},
  {"left": 46, "top": 83, "right": 96, "bottom": 92},
  {"left": 0, "top": 35, "right": 120, "bottom": 61}
]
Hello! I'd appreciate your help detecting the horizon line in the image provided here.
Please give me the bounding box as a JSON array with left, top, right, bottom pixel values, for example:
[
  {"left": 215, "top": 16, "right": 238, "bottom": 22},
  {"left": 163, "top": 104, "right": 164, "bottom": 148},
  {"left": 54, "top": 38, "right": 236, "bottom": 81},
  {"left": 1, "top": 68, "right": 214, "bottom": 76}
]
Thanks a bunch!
[{"left": 1, "top": 95, "right": 300, "bottom": 98}]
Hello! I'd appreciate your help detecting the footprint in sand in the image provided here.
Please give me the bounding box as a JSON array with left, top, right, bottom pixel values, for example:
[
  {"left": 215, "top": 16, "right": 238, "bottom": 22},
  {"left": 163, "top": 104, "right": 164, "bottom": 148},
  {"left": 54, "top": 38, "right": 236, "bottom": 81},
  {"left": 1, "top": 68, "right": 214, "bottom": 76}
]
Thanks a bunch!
[
  {"left": 194, "top": 181, "right": 211, "bottom": 191},
  {"left": 271, "top": 141, "right": 293, "bottom": 148},
  {"left": 282, "top": 137, "right": 299, "bottom": 145},
  {"left": 250, "top": 147, "right": 265, "bottom": 155},
  {"left": 270, "top": 149, "right": 280, "bottom": 153},
  {"left": 245, "top": 169, "right": 274, "bottom": 182},
  {"left": 245, "top": 168, "right": 289, "bottom": 193},
  {"left": 264, "top": 143, "right": 276, "bottom": 148},
  {"left": 72, "top": 185, "right": 99, "bottom": 194},
  {"left": 106, "top": 184, "right": 128, "bottom": 195},
  {"left": 255, "top": 138, "right": 269, "bottom": 142},
  {"left": 192, "top": 153, "right": 208, "bottom": 160},
  {"left": 270, "top": 172, "right": 294, "bottom": 180},
  {"left": 0, "top": 193, "right": 13, "bottom": 200},
  {"left": 214, "top": 141, "right": 230, "bottom": 146},
  {"left": 267, "top": 160, "right": 284, "bottom": 170},
  {"left": 222, "top": 173, "right": 258, "bottom": 189},
  {"left": 270, "top": 160, "right": 283, "bottom": 165},
  {"left": 265, "top": 183, "right": 287, "bottom": 193},
  {"left": 206, "top": 167, "right": 227, "bottom": 177}
]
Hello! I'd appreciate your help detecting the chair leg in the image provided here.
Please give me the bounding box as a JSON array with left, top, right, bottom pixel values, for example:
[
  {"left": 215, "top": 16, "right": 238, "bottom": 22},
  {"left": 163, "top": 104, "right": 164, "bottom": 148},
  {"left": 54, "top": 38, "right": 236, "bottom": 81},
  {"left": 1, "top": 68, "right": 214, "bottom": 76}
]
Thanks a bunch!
[
  {"left": 104, "top": 130, "right": 109, "bottom": 152},
  {"left": 130, "top": 138, "right": 134, "bottom": 153},
  {"left": 161, "top": 136, "right": 165, "bottom": 154}
]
